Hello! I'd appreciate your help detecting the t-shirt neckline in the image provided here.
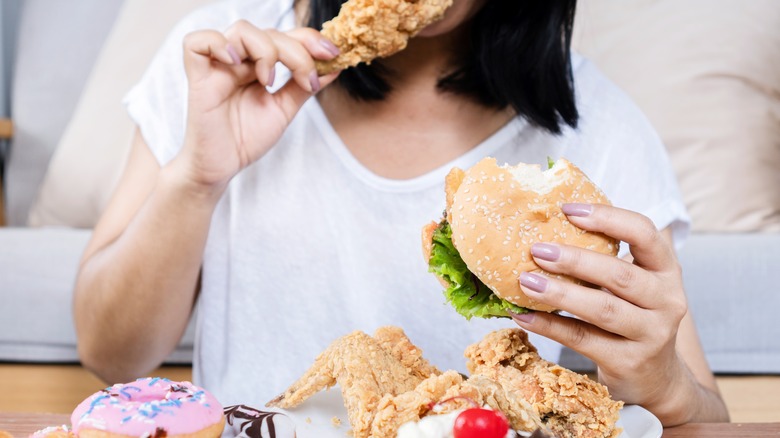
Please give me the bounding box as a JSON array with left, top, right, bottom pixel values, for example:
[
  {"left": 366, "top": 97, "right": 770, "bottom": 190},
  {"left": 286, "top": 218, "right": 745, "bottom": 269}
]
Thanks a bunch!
[{"left": 303, "top": 98, "right": 526, "bottom": 193}]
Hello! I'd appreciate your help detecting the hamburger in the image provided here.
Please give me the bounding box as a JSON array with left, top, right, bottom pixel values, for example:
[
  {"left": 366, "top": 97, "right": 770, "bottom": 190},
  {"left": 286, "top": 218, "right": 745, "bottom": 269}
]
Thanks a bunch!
[{"left": 422, "top": 157, "right": 619, "bottom": 319}]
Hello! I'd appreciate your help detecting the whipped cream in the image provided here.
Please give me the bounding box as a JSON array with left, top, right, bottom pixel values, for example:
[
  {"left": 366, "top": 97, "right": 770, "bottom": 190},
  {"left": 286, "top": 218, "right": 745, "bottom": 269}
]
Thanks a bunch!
[
  {"left": 396, "top": 409, "right": 517, "bottom": 438},
  {"left": 397, "top": 410, "right": 462, "bottom": 438}
]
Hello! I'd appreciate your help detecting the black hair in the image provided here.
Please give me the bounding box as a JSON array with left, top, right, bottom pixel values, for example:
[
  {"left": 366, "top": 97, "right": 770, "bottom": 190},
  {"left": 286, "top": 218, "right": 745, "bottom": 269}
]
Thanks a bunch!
[{"left": 303, "top": 0, "right": 579, "bottom": 134}]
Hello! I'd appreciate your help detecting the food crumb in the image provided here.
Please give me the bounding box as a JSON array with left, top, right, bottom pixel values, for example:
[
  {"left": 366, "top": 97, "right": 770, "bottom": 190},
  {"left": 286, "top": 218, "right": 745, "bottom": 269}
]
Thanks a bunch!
[
  {"left": 331, "top": 416, "right": 342, "bottom": 427},
  {"left": 306, "top": 417, "right": 312, "bottom": 424}
]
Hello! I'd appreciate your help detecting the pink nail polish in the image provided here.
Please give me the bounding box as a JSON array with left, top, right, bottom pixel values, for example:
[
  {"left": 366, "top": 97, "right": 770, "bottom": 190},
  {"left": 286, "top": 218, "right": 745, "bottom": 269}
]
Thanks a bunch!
[
  {"left": 510, "top": 311, "right": 535, "bottom": 324},
  {"left": 309, "top": 70, "right": 321, "bottom": 93},
  {"left": 531, "top": 243, "right": 560, "bottom": 262},
  {"left": 226, "top": 44, "right": 242, "bottom": 65},
  {"left": 520, "top": 272, "right": 547, "bottom": 293},
  {"left": 318, "top": 38, "right": 340, "bottom": 57},
  {"left": 267, "top": 66, "right": 276, "bottom": 87},
  {"left": 562, "top": 203, "right": 593, "bottom": 217}
]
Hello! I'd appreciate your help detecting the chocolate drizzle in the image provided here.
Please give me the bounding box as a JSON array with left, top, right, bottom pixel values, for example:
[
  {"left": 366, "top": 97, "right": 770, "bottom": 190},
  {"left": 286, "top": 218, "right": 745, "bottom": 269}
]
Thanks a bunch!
[{"left": 224, "top": 405, "right": 294, "bottom": 438}]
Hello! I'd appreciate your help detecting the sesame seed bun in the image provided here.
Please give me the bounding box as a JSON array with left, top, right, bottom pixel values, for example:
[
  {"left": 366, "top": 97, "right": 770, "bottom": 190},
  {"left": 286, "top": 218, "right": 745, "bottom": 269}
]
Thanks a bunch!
[{"left": 433, "top": 157, "right": 619, "bottom": 312}]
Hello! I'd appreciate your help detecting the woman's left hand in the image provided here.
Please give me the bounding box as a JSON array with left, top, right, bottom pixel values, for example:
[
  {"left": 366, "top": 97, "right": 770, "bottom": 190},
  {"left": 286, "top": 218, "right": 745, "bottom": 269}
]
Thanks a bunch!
[{"left": 510, "top": 203, "right": 699, "bottom": 423}]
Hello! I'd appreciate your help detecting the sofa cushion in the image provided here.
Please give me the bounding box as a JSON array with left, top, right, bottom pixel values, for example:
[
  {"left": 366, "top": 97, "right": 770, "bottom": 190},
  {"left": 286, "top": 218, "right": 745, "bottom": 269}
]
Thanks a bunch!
[
  {"left": 0, "top": 228, "right": 194, "bottom": 363},
  {"left": 572, "top": 0, "right": 780, "bottom": 232},
  {"left": 5, "top": 0, "right": 123, "bottom": 226},
  {"left": 28, "top": 0, "right": 215, "bottom": 228}
]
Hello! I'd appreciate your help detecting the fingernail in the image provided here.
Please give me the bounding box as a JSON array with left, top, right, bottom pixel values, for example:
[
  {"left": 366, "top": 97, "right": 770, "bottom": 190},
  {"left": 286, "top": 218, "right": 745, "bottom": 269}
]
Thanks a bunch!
[
  {"left": 309, "top": 70, "right": 321, "bottom": 93},
  {"left": 562, "top": 203, "right": 593, "bottom": 217},
  {"left": 226, "top": 44, "right": 242, "bottom": 65},
  {"left": 510, "top": 311, "right": 535, "bottom": 324},
  {"left": 531, "top": 243, "right": 560, "bottom": 262},
  {"left": 519, "top": 272, "right": 547, "bottom": 293},
  {"left": 267, "top": 66, "right": 276, "bottom": 87},
  {"left": 319, "top": 38, "right": 340, "bottom": 57}
]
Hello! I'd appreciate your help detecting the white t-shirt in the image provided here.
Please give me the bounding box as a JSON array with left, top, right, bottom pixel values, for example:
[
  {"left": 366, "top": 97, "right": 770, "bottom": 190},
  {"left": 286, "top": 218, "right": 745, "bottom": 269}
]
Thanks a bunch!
[{"left": 124, "top": 0, "right": 689, "bottom": 407}]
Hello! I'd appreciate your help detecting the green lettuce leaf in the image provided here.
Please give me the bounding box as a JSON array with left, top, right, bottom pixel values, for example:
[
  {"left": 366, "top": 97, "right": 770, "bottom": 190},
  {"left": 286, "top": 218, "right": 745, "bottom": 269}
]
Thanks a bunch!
[{"left": 428, "top": 221, "right": 529, "bottom": 320}]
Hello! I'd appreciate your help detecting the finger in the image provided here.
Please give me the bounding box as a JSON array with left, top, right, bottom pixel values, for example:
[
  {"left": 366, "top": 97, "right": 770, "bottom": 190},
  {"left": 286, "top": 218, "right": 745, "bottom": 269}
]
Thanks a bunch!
[
  {"left": 562, "top": 203, "right": 676, "bottom": 272},
  {"left": 285, "top": 27, "right": 341, "bottom": 61},
  {"left": 224, "top": 20, "right": 280, "bottom": 87},
  {"left": 529, "top": 243, "right": 659, "bottom": 309},
  {"left": 182, "top": 30, "right": 239, "bottom": 84},
  {"left": 518, "top": 272, "right": 645, "bottom": 339},
  {"left": 264, "top": 29, "right": 324, "bottom": 92},
  {"left": 510, "top": 310, "right": 624, "bottom": 363}
]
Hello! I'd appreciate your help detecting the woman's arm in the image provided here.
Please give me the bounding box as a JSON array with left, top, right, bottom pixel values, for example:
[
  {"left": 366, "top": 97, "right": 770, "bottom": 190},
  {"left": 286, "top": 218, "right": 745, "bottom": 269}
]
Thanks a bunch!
[
  {"left": 74, "top": 131, "right": 223, "bottom": 383},
  {"left": 511, "top": 204, "right": 729, "bottom": 425},
  {"left": 74, "top": 23, "right": 340, "bottom": 383}
]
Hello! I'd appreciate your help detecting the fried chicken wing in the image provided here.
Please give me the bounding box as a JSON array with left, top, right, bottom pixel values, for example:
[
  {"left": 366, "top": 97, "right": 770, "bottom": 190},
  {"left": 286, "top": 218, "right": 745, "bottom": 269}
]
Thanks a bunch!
[
  {"left": 315, "top": 0, "right": 454, "bottom": 75},
  {"left": 464, "top": 329, "right": 623, "bottom": 438},
  {"left": 266, "top": 327, "right": 440, "bottom": 438}
]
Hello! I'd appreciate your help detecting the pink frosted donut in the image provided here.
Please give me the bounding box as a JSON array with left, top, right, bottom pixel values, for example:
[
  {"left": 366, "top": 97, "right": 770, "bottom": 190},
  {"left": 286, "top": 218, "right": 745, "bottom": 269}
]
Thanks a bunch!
[{"left": 71, "top": 377, "right": 225, "bottom": 438}]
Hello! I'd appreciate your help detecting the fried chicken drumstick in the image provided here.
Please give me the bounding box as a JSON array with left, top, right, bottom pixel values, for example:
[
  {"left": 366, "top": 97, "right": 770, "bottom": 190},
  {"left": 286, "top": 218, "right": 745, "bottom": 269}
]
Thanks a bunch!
[{"left": 315, "top": 0, "right": 454, "bottom": 75}]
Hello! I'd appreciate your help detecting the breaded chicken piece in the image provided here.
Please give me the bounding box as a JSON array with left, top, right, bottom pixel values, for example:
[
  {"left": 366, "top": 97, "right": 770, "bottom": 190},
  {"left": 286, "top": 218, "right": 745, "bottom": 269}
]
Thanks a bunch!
[
  {"left": 316, "top": 0, "right": 454, "bottom": 75},
  {"left": 374, "top": 326, "right": 442, "bottom": 380},
  {"left": 266, "top": 327, "right": 440, "bottom": 438},
  {"left": 464, "top": 329, "right": 623, "bottom": 438},
  {"left": 370, "top": 370, "right": 481, "bottom": 438},
  {"left": 464, "top": 374, "right": 548, "bottom": 433}
]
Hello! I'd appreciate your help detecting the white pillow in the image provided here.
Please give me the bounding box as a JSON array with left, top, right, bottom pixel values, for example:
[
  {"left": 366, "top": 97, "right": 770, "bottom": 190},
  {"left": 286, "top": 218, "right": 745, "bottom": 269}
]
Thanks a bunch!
[
  {"left": 573, "top": 0, "right": 780, "bottom": 232},
  {"left": 28, "top": 0, "right": 216, "bottom": 228}
]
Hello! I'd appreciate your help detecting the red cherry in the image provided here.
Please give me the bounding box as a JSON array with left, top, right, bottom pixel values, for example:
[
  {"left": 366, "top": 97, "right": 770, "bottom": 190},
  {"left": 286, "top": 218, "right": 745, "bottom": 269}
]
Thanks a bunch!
[{"left": 453, "top": 408, "right": 509, "bottom": 438}]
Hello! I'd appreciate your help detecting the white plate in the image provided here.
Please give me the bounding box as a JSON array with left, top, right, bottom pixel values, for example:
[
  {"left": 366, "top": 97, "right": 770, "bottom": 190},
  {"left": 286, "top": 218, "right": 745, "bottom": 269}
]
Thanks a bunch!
[
  {"left": 223, "top": 389, "right": 662, "bottom": 438},
  {"left": 615, "top": 404, "right": 663, "bottom": 438}
]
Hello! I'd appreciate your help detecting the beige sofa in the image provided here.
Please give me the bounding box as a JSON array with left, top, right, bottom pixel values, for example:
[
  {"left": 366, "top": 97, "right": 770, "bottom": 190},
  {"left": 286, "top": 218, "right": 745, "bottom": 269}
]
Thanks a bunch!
[{"left": 1, "top": 0, "right": 779, "bottom": 372}]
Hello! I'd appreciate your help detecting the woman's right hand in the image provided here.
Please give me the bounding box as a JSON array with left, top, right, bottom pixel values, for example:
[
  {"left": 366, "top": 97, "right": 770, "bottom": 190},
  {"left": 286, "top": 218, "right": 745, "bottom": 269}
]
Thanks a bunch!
[{"left": 176, "top": 21, "right": 340, "bottom": 190}]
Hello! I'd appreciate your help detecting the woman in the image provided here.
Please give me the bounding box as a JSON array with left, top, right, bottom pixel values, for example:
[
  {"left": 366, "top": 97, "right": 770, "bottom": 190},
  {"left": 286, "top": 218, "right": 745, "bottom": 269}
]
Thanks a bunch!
[{"left": 73, "top": 0, "right": 728, "bottom": 425}]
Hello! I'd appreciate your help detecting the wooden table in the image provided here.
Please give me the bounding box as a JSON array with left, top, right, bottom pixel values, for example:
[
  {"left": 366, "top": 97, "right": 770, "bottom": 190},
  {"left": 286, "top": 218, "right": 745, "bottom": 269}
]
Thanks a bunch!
[
  {"left": 1, "top": 412, "right": 779, "bottom": 437},
  {"left": 663, "top": 423, "right": 780, "bottom": 437}
]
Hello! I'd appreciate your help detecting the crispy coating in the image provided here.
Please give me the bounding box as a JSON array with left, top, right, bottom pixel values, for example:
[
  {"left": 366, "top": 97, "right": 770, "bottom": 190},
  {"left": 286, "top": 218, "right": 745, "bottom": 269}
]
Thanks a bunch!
[
  {"left": 315, "top": 0, "right": 454, "bottom": 75},
  {"left": 373, "top": 326, "right": 441, "bottom": 380},
  {"left": 266, "top": 327, "right": 440, "bottom": 438},
  {"left": 270, "top": 326, "right": 622, "bottom": 438},
  {"left": 465, "top": 329, "right": 624, "bottom": 438},
  {"left": 370, "top": 370, "right": 481, "bottom": 438}
]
